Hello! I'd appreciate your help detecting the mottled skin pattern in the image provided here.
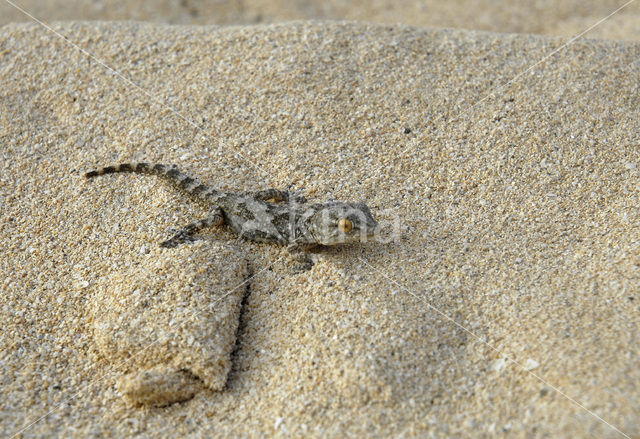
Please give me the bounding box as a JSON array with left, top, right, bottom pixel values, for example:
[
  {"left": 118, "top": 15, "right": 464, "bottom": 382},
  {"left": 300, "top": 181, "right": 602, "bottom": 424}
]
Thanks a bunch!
[{"left": 84, "top": 163, "right": 379, "bottom": 259}]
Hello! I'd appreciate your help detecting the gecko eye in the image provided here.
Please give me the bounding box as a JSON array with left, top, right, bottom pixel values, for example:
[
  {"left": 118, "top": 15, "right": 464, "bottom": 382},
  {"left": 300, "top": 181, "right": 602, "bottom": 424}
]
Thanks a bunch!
[{"left": 338, "top": 218, "right": 353, "bottom": 233}]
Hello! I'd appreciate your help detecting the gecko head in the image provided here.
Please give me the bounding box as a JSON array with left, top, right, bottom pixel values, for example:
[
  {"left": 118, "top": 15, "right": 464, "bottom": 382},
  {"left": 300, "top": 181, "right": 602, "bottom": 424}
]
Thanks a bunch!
[{"left": 307, "top": 201, "right": 379, "bottom": 245}]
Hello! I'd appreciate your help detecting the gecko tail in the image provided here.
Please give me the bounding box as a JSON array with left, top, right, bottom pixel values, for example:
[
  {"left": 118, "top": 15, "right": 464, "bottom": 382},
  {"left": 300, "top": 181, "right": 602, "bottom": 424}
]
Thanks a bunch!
[
  {"left": 84, "top": 162, "right": 155, "bottom": 178},
  {"left": 84, "top": 162, "right": 213, "bottom": 198}
]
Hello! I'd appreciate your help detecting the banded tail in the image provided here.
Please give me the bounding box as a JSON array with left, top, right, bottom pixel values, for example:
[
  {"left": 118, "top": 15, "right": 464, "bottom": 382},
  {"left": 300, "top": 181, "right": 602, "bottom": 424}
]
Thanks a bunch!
[{"left": 84, "top": 162, "right": 214, "bottom": 199}]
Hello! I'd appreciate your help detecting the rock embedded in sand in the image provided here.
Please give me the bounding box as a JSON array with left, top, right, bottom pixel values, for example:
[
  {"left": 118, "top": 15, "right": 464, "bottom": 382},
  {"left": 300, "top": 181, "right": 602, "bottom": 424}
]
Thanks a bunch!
[{"left": 89, "top": 240, "right": 248, "bottom": 406}]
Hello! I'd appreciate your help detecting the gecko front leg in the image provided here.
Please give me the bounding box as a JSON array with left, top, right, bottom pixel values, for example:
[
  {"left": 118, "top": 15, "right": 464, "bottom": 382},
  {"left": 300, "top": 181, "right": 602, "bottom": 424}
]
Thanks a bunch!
[
  {"left": 161, "top": 208, "right": 224, "bottom": 248},
  {"left": 286, "top": 242, "right": 317, "bottom": 273}
]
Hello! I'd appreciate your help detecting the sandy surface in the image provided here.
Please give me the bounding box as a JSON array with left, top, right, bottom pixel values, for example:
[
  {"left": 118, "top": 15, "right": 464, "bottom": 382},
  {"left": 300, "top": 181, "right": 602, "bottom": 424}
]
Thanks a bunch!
[
  {"left": 0, "top": 15, "right": 639, "bottom": 439},
  {"left": 1, "top": 0, "right": 640, "bottom": 40}
]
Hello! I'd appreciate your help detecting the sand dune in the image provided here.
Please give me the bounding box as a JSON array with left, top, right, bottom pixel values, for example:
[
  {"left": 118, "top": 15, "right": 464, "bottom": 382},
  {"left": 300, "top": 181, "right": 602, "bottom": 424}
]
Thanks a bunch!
[{"left": 1, "top": 12, "right": 638, "bottom": 439}]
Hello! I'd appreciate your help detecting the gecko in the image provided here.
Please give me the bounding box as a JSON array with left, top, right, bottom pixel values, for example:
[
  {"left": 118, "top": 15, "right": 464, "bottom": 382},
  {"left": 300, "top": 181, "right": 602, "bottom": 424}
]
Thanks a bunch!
[{"left": 84, "top": 163, "right": 379, "bottom": 267}]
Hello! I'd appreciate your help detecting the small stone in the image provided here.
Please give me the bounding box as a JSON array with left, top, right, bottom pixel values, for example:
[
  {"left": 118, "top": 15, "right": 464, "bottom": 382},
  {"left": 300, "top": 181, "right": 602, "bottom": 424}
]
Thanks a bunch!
[
  {"left": 491, "top": 358, "right": 507, "bottom": 372},
  {"left": 524, "top": 358, "right": 539, "bottom": 370}
]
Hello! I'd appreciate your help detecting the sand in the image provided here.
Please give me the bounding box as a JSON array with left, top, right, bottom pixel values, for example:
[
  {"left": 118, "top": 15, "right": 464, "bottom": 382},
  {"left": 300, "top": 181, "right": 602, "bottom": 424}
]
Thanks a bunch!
[
  {"left": 0, "top": 8, "right": 639, "bottom": 439},
  {"left": 1, "top": 0, "right": 640, "bottom": 41}
]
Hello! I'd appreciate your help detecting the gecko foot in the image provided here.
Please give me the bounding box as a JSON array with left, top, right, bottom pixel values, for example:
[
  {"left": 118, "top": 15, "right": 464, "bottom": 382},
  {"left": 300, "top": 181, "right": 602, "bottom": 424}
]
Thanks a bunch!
[
  {"left": 161, "top": 231, "right": 198, "bottom": 248},
  {"left": 291, "top": 252, "right": 314, "bottom": 273},
  {"left": 161, "top": 209, "right": 224, "bottom": 248}
]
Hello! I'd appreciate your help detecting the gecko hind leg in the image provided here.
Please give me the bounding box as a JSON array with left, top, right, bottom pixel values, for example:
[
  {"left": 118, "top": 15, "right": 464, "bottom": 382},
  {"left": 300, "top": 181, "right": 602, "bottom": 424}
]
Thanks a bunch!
[
  {"left": 248, "top": 189, "right": 307, "bottom": 204},
  {"left": 161, "top": 208, "right": 224, "bottom": 248}
]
